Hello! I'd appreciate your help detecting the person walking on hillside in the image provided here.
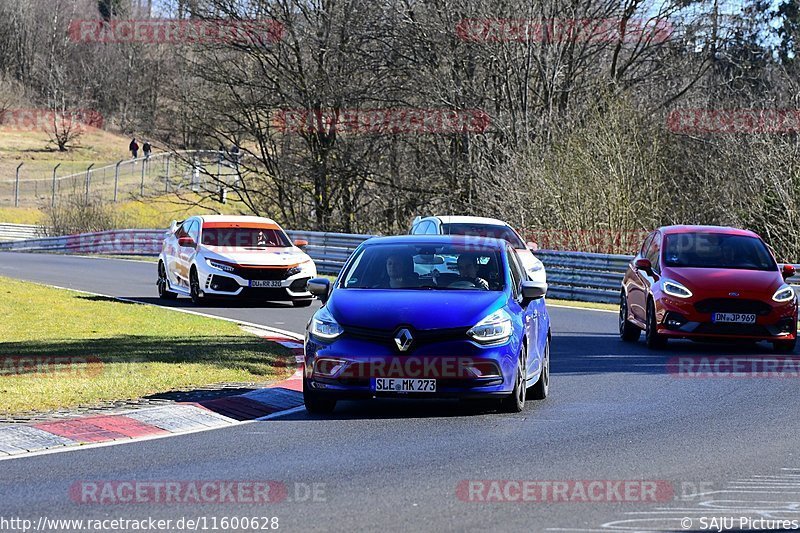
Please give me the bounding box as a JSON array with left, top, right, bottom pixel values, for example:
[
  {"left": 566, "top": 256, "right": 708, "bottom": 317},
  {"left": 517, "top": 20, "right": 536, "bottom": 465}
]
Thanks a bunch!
[
  {"left": 142, "top": 141, "right": 152, "bottom": 159},
  {"left": 129, "top": 138, "right": 139, "bottom": 159}
]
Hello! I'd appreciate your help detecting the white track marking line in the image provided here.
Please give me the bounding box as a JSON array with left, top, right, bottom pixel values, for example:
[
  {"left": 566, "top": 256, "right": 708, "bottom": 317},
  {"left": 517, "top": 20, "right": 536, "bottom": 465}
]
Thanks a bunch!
[{"left": 548, "top": 303, "right": 617, "bottom": 314}]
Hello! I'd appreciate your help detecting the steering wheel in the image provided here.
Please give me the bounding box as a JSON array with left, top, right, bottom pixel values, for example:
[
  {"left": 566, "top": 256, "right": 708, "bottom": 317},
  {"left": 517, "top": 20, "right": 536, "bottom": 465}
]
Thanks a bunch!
[{"left": 448, "top": 280, "right": 478, "bottom": 289}]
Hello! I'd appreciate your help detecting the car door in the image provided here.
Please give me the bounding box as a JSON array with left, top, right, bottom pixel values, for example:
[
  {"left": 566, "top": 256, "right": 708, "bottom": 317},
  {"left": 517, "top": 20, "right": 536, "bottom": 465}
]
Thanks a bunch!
[
  {"left": 626, "top": 232, "right": 654, "bottom": 324},
  {"left": 631, "top": 231, "right": 662, "bottom": 323},
  {"left": 508, "top": 246, "right": 540, "bottom": 380},
  {"left": 175, "top": 218, "right": 199, "bottom": 287}
]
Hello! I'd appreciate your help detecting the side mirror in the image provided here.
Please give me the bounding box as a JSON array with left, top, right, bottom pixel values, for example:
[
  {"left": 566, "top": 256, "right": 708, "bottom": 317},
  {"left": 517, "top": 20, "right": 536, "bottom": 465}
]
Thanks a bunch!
[
  {"left": 294, "top": 239, "right": 309, "bottom": 248},
  {"left": 521, "top": 280, "right": 547, "bottom": 304},
  {"left": 307, "top": 277, "right": 332, "bottom": 303},
  {"left": 178, "top": 236, "right": 196, "bottom": 248},
  {"left": 634, "top": 258, "right": 652, "bottom": 272},
  {"left": 526, "top": 241, "right": 539, "bottom": 252},
  {"left": 782, "top": 264, "right": 796, "bottom": 280}
]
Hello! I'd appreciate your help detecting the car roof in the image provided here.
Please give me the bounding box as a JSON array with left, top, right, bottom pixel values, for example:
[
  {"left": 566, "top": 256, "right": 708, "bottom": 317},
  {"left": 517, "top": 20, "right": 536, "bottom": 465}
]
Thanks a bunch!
[
  {"left": 363, "top": 234, "right": 510, "bottom": 250},
  {"left": 197, "top": 215, "right": 280, "bottom": 226},
  {"left": 425, "top": 215, "right": 510, "bottom": 226},
  {"left": 658, "top": 225, "right": 760, "bottom": 238}
]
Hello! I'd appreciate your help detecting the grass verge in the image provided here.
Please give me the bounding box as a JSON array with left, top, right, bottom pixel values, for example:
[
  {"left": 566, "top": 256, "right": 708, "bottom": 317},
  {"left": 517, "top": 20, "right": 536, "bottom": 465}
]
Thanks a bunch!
[{"left": 0, "top": 276, "right": 294, "bottom": 415}]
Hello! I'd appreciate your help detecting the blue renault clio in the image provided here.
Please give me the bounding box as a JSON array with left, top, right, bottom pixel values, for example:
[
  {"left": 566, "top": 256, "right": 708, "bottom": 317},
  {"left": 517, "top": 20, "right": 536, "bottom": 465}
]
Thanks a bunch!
[{"left": 304, "top": 235, "right": 551, "bottom": 414}]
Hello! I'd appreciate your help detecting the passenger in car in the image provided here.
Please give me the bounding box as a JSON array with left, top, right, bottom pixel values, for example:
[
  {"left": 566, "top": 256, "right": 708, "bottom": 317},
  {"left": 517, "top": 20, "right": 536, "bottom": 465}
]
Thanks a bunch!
[{"left": 382, "top": 253, "right": 420, "bottom": 288}]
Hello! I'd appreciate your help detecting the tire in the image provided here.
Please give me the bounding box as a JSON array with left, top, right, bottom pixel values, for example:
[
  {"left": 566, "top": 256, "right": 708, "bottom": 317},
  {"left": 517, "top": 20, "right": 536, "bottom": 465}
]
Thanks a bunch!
[
  {"left": 619, "top": 292, "right": 640, "bottom": 342},
  {"left": 292, "top": 299, "right": 313, "bottom": 308},
  {"left": 529, "top": 336, "right": 550, "bottom": 400},
  {"left": 773, "top": 338, "right": 796, "bottom": 353},
  {"left": 645, "top": 299, "right": 667, "bottom": 349},
  {"left": 303, "top": 378, "right": 337, "bottom": 414},
  {"left": 157, "top": 262, "right": 177, "bottom": 300},
  {"left": 501, "top": 347, "right": 527, "bottom": 413},
  {"left": 189, "top": 268, "right": 204, "bottom": 305}
]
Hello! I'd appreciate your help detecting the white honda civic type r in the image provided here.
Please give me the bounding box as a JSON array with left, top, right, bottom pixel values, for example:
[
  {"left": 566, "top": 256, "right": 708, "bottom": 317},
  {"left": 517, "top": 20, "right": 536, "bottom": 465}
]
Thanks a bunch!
[{"left": 157, "top": 215, "right": 317, "bottom": 306}]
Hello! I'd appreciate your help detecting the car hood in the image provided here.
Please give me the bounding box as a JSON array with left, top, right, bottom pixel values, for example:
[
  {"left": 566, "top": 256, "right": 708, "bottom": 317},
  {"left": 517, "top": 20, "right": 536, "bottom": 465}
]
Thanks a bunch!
[
  {"left": 201, "top": 246, "right": 311, "bottom": 267},
  {"left": 328, "top": 289, "right": 507, "bottom": 330},
  {"left": 663, "top": 266, "right": 783, "bottom": 297}
]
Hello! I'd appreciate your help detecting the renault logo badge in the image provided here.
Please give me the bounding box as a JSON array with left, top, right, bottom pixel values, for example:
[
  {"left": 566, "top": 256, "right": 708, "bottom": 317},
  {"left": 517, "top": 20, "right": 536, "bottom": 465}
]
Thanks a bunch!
[{"left": 394, "top": 328, "right": 414, "bottom": 352}]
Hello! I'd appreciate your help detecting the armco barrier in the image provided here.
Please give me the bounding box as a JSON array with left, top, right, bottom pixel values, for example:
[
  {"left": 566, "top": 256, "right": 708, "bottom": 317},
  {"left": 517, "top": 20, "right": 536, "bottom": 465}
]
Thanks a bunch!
[
  {"left": 1, "top": 229, "right": 798, "bottom": 303},
  {"left": 0, "top": 223, "right": 42, "bottom": 242}
]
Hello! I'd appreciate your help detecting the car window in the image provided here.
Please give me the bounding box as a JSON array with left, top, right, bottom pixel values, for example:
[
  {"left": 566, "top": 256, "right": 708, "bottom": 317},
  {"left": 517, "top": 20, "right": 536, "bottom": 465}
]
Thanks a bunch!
[
  {"left": 426, "top": 221, "right": 439, "bottom": 235},
  {"left": 663, "top": 233, "right": 777, "bottom": 271},
  {"left": 341, "top": 243, "right": 505, "bottom": 291},
  {"left": 187, "top": 220, "right": 200, "bottom": 243},
  {"left": 440, "top": 223, "right": 526, "bottom": 248},
  {"left": 507, "top": 246, "right": 522, "bottom": 299},
  {"left": 645, "top": 232, "right": 662, "bottom": 272},
  {"left": 640, "top": 232, "right": 655, "bottom": 257},
  {"left": 201, "top": 227, "right": 291, "bottom": 248}
]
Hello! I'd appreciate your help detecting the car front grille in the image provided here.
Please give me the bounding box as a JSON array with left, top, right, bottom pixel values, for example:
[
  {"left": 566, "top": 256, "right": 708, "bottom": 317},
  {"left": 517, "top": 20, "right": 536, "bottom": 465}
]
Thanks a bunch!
[
  {"left": 341, "top": 325, "right": 469, "bottom": 348},
  {"left": 693, "top": 323, "right": 771, "bottom": 336},
  {"left": 694, "top": 298, "right": 772, "bottom": 316},
  {"left": 233, "top": 267, "right": 290, "bottom": 281}
]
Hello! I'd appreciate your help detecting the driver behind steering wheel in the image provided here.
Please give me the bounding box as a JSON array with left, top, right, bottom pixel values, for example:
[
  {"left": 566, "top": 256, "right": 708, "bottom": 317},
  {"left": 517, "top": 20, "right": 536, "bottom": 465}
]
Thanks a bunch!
[{"left": 454, "top": 253, "right": 489, "bottom": 290}]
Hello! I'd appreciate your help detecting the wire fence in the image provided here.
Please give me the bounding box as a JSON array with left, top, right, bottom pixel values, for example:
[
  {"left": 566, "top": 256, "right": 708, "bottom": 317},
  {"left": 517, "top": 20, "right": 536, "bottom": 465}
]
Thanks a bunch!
[{"left": 0, "top": 150, "right": 245, "bottom": 208}]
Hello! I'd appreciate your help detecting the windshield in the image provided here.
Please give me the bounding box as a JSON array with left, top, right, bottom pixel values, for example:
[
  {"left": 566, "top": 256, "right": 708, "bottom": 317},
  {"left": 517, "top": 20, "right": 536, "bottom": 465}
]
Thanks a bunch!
[
  {"left": 340, "top": 243, "right": 506, "bottom": 291},
  {"left": 441, "top": 223, "right": 526, "bottom": 248},
  {"left": 201, "top": 227, "right": 291, "bottom": 248},
  {"left": 663, "top": 233, "right": 777, "bottom": 271}
]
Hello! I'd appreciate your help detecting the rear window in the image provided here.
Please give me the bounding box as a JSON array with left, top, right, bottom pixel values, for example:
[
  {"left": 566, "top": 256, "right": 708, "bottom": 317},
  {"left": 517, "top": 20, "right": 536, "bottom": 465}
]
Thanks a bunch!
[
  {"left": 441, "top": 223, "right": 525, "bottom": 248},
  {"left": 201, "top": 227, "right": 291, "bottom": 248},
  {"left": 663, "top": 233, "right": 777, "bottom": 271}
]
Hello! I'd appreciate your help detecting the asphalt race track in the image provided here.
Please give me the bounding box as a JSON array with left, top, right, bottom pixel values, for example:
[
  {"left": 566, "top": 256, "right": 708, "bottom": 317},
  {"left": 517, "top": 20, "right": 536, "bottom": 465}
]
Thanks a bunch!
[{"left": 2, "top": 252, "right": 800, "bottom": 532}]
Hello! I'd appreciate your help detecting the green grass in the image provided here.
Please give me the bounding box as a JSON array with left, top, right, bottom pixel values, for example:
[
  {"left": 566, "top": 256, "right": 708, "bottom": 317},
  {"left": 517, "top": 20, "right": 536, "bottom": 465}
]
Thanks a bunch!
[{"left": 0, "top": 276, "right": 294, "bottom": 415}]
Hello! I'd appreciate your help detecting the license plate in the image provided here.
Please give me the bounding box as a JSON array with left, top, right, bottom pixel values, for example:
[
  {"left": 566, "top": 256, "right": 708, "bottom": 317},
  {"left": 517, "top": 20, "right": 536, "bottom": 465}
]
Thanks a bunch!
[
  {"left": 372, "top": 378, "right": 437, "bottom": 393},
  {"left": 250, "top": 280, "right": 283, "bottom": 288},
  {"left": 712, "top": 312, "right": 756, "bottom": 324}
]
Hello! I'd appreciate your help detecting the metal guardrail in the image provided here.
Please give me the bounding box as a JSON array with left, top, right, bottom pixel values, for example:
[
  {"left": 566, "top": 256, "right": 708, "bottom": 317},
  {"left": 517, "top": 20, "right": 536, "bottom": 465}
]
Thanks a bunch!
[
  {"left": 0, "top": 223, "right": 42, "bottom": 242},
  {"left": 2, "top": 229, "right": 799, "bottom": 304}
]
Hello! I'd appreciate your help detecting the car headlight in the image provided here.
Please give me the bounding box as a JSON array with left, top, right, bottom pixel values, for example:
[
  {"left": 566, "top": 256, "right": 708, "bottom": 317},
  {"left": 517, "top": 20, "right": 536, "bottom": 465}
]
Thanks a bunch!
[
  {"left": 662, "top": 279, "right": 693, "bottom": 299},
  {"left": 467, "top": 309, "right": 513, "bottom": 344},
  {"left": 773, "top": 284, "right": 796, "bottom": 303},
  {"left": 206, "top": 259, "right": 235, "bottom": 273},
  {"left": 287, "top": 260, "right": 315, "bottom": 277},
  {"left": 309, "top": 306, "right": 343, "bottom": 341}
]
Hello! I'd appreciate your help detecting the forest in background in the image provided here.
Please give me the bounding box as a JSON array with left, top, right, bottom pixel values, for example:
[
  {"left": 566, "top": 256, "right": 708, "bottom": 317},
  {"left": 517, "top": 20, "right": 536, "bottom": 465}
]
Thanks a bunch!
[{"left": 0, "top": 0, "right": 799, "bottom": 256}]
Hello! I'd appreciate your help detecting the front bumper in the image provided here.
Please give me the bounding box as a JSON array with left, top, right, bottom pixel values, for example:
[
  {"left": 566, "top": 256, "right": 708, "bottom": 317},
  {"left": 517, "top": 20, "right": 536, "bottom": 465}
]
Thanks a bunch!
[
  {"left": 196, "top": 261, "right": 314, "bottom": 301},
  {"left": 304, "top": 335, "right": 519, "bottom": 399},
  {"left": 654, "top": 295, "right": 798, "bottom": 341}
]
